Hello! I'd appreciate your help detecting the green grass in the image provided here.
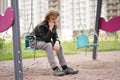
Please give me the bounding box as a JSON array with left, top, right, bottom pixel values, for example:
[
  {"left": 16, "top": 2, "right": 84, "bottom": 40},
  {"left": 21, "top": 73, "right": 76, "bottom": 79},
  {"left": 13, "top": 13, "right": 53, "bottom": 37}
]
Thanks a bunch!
[
  {"left": 0, "top": 37, "right": 120, "bottom": 61},
  {"left": 98, "top": 40, "right": 120, "bottom": 51},
  {"left": 62, "top": 39, "right": 120, "bottom": 52}
]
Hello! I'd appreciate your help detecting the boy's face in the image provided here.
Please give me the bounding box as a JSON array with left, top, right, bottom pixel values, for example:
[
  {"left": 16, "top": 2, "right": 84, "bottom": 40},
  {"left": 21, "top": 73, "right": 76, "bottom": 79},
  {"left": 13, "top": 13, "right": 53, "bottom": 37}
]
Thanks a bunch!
[{"left": 48, "top": 15, "right": 57, "bottom": 24}]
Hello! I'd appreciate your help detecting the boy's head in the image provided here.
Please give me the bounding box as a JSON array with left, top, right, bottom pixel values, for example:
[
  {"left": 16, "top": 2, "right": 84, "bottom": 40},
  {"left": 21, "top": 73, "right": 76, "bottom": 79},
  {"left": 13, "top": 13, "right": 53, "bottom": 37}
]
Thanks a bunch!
[{"left": 45, "top": 9, "right": 60, "bottom": 22}]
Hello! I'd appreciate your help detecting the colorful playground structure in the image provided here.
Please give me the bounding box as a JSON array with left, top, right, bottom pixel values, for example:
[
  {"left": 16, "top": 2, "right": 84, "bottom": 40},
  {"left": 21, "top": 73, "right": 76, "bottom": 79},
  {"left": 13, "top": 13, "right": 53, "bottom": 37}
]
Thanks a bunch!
[{"left": 0, "top": 0, "right": 120, "bottom": 80}]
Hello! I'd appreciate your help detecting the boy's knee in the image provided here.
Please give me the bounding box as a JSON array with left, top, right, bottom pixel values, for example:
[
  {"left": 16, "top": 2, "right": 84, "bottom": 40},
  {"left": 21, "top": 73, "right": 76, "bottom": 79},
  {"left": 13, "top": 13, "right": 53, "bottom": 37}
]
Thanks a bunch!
[{"left": 46, "top": 43, "right": 53, "bottom": 48}]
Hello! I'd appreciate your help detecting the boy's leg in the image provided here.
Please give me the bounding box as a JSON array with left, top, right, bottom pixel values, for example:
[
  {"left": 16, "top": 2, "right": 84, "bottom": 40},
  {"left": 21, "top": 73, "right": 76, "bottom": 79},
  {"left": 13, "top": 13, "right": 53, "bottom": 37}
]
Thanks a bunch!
[
  {"left": 30, "top": 41, "right": 64, "bottom": 76},
  {"left": 36, "top": 41, "right": 57, "bottom": 68},
  {"left": 56, "top": 45, "right": 79, "bottom": 74},
  {"left": 36, "top": 41, "right": 65, "bottom": 76},
  {"left": 56, "top": 45, "right": 67, "bottom": 66}
]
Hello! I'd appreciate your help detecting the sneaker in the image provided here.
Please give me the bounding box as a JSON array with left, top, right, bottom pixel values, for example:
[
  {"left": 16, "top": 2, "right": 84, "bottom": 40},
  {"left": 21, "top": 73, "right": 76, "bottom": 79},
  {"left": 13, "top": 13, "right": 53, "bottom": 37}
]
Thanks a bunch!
[
  {"left": 64, "top": 67, "right": 79, "bottom": 74},
  {"left": 54, "top": 68, "right": 65, "bottom": 76}
]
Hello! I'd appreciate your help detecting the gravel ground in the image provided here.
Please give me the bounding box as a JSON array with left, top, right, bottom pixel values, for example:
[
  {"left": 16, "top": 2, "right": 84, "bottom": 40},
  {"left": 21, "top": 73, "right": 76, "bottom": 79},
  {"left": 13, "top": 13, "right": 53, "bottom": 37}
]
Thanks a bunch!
[{"left": 0, "top": 51, "right": 120, "bottom": 80}]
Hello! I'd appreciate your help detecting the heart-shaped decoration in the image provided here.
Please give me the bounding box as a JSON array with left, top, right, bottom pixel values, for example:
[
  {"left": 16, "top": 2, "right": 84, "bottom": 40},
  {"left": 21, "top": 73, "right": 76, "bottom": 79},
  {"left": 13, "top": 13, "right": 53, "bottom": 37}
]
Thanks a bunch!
[{"left": 0, "top": 7, "right": 14, "bottom": 32}]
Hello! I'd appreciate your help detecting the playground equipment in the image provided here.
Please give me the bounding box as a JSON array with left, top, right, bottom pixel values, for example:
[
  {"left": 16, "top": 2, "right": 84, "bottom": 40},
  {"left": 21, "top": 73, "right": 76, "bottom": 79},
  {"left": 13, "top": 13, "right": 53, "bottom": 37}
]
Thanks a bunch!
[
  {"left": 24, "top": 0, "right": 37, "bottom": 59},
  {"left": 76, "top": 0, "right": 98, "bottom": 49},
  {"left": 0, "top": 7, "right": 14, "bottom": 32},
  {"left": 0, "top": 0, "right": 103, "bottom": 80},
  {"left": 25, "top": 34, "right": 36, "bottom": 50},
  {"left": 76, "top": 33, "right": 98, "bottom": 49},
  {"left": 0, "top": 1, "right": 23, "bottom": 79},
  {"left": 3, "top": 0, "right": 118, "bottom": 80},
  {"left": 24, "top": 0, "right": 35, "bottom": 50},
  {"left": 99, "top": 16, "right": 120, "bottom": 32},
  {"left": 25, "top": 33, "right": 37, "bottom": 59}
]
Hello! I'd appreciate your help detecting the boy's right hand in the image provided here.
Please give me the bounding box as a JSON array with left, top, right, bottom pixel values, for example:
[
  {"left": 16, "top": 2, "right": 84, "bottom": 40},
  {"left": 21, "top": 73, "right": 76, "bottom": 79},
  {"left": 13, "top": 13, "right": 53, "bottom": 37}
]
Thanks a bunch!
[{"left": 49, "top": 22, "right": 55, "bottom": 31}]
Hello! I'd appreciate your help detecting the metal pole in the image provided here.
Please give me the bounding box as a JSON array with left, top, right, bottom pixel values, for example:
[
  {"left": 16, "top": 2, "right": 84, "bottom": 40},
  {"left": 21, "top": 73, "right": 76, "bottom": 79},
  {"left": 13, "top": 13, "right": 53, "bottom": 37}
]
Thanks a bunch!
[
  {"left": 92, "top": 0, "right": 102, "bottom": 60},
  {"left": 11, "top": 0, "right": 23, "bottom": 80}
]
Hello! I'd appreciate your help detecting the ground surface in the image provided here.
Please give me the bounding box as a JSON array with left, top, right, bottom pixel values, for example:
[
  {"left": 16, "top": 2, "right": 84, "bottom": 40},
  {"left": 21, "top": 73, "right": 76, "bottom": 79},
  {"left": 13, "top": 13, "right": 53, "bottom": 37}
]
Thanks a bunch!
[{"left": 0, "top": 51, "right": 120, "bottom": 80}]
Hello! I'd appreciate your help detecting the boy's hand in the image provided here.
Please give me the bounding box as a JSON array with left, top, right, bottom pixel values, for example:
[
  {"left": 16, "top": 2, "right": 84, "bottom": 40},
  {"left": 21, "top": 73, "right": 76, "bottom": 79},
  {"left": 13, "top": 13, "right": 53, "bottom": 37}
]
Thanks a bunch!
[
  {"left": 53, "top": 41, "right": 60, "bottom": 53},
  {"left": 49, "top": 22, "right": 55, "bottom": 31}
]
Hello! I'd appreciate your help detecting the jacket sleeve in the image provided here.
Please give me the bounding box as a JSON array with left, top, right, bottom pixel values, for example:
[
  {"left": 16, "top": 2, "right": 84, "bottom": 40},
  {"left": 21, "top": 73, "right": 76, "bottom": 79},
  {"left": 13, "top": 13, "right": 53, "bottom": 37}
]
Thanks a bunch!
[{"left": 52, "top": 27, "right": 60, "bottom": 44}]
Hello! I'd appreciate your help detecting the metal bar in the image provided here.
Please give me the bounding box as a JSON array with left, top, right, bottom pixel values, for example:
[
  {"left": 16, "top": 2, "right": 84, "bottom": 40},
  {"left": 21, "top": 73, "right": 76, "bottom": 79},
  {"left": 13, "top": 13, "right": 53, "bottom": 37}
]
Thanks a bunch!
[
  {"left": 92, "top": 0, "right": 102, "bottom": 60},
  {"left": 11, "top": 0, "right": 23, "bottom": 80}
]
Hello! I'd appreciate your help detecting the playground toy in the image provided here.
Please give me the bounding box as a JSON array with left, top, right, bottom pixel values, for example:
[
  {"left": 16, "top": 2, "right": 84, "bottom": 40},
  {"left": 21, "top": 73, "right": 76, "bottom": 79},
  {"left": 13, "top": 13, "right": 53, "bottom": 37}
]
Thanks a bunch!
[
  {"left": 76, "top": 0, "right": 98, "bottom": 49},
  {"left": 99, "top": 16, "right": 120, "bottom": 32},
  {"left": 25, "top": 33, "right": 37, "bottom": 59},
  {"left": 0, "top": 7, "right": 14, "bottom": 32},
  {"left": 25, "top": 34, "right": 36, "bottom": 50},
  {"left": 24, "top": 0, "right": 37, "bottom": 59},
  {"left": 76, "top": 33, "right": 98, "bottom": 49}
]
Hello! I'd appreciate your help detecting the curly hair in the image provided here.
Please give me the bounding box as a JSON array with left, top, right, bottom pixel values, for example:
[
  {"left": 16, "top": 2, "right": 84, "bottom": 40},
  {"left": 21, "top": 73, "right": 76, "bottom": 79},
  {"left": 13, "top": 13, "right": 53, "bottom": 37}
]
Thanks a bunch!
[{"left": 44, "top": 9, "right": 60, "bottom": 21}]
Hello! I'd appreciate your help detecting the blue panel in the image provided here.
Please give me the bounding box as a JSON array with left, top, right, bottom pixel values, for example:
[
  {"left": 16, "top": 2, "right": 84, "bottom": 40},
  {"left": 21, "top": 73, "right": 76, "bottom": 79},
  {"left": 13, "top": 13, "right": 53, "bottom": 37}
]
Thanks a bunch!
[{"left": 76, "top": 34, "right": 98, "bottom": 48}]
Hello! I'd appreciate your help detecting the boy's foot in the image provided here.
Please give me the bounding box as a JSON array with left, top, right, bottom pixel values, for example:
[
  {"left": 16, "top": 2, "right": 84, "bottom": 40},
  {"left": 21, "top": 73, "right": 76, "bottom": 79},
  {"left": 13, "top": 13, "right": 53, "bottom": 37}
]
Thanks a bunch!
[
  {"left": 54, "top": 68, "right": 65, "bottom": 76},
  {"left": 64, "top": 67, "right": 79, "bottom": 74}
]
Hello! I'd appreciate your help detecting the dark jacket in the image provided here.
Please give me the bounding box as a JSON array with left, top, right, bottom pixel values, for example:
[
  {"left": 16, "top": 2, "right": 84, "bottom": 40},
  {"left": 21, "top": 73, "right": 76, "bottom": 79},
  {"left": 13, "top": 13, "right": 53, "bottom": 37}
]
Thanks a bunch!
[{"left": 33, "top": 20, "right": 60, "bottom": 44}]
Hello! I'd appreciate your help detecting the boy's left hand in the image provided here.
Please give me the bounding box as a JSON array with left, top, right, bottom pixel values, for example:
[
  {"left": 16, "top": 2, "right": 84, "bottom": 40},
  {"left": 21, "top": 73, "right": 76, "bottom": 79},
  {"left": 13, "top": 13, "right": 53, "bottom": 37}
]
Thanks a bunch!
[{"left": 53, "top": 41, "right": 60, "bottom": 52}]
